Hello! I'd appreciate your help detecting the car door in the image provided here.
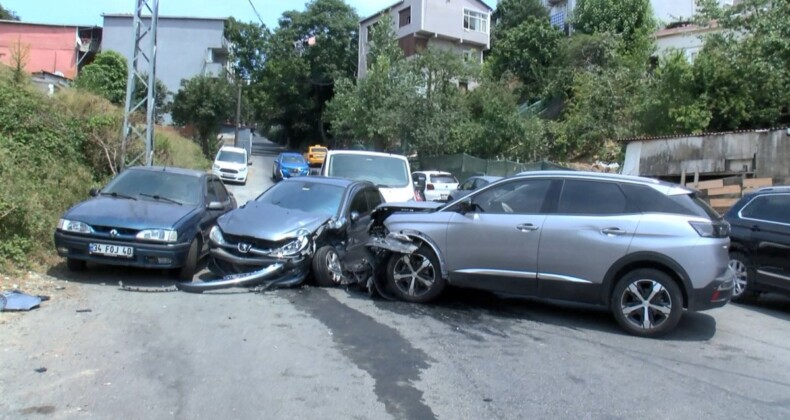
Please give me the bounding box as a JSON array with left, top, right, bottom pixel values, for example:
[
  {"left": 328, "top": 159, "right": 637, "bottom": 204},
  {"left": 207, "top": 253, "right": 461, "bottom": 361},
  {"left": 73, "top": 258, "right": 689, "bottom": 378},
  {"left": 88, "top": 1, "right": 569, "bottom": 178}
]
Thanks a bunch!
[
  {"left": 444, "top": 178, "right": 555, "bottom": 295},
  {"left": 738, "top": 194, "right": 790, "bottom": 292},
  {"left": 340, "top": 186, "right": 380, "bottom": 268},
  {"left": 537, "top": 180, "right": 640, "bottom": 303}
]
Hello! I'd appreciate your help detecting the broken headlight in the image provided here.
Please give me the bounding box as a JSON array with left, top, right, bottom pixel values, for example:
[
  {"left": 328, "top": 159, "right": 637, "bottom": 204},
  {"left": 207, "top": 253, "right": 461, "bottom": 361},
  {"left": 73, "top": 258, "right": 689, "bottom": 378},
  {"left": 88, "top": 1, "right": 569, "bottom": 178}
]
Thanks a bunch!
[{"left": 271, "top": 229, "right": 311, "bottom": 258}]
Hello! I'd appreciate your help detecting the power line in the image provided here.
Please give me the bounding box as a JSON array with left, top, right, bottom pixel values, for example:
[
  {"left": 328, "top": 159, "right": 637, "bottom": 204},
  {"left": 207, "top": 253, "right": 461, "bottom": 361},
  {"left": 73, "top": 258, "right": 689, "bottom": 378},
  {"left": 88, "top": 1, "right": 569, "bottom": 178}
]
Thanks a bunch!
[{"left": 247, "top": 0, "right": 265, "bottom": 25}]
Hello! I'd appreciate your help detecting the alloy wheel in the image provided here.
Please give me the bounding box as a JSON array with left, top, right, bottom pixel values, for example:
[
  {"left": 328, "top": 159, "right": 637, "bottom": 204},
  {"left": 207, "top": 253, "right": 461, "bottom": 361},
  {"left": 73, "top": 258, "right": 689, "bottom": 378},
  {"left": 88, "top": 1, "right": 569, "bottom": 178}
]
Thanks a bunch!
[
  {"left": 728, "top": 259, "right": 748, "bottom": 297},
  {"left": 391, "top": 254, "right": 436, "bottom": 298},
  {"left": 619, "top": 279, "right": 673, "bottom": 331},
  {"left": 325, "top": 249, "right": 343, "bottom": 284}
]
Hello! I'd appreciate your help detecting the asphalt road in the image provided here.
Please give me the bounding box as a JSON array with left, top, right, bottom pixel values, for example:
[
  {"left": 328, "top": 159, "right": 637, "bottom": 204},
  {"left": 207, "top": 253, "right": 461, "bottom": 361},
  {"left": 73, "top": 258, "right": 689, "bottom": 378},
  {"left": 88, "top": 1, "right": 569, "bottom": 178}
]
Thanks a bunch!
[{"left": 2, "top": 137, "right": 790, "bottom": 419}]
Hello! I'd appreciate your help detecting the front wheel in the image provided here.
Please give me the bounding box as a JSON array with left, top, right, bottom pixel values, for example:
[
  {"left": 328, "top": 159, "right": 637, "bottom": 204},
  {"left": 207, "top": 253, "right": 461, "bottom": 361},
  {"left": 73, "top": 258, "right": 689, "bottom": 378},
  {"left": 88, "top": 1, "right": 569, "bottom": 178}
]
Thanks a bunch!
[
  {"left": 312, "top": 246, "right": 343, "bottom": 287},
  {"left": 385, "top": 245, "right": 445, "bottom": 303},
  {"left": 611, "top": 269, "right": 683, "bottom": 338},
  {"left": 174, "top": 238, "right": 199, "bottom": 281}
]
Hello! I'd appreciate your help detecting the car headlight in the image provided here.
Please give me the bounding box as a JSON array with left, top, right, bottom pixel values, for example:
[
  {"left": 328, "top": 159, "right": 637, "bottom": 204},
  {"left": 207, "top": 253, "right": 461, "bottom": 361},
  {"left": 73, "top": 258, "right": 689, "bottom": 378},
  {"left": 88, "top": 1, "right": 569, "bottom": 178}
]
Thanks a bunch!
[
  {"left": 57, "top": 219, "right": 94, "bottom": 234},
  {"left": 136, "top": 229, "right": 178, "bottom": 243},
  {"left": 272, "top": 229, "right": 311, "bottom": 258},
  {"left": 213, "top": 164, "right": 220, "bottom": 171},
  {"left": 239, "top": 167, "right": 247, "bottom": 173},
  {"left": 209, "top": 225, "right": 225, "bottom": 244}
]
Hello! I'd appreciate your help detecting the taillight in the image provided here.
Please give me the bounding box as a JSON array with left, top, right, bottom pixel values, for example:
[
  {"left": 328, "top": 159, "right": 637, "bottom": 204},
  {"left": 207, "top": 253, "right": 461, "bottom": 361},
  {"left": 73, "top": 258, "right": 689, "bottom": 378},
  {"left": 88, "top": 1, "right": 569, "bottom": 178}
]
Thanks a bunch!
[
  {"left": 689, "top": 221, "right": 730, "bottom": 238},
  {"left": 427, "top": 184, "right": 435, "bottom": 190}
]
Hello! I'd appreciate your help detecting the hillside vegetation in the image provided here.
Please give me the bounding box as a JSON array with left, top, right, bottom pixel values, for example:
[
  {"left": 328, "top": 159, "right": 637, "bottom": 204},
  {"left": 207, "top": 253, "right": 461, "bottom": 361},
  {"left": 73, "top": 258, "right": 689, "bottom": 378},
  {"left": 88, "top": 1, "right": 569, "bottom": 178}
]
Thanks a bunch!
[{"left": 0, "top": 69, "right": 209, "bottom": 273}]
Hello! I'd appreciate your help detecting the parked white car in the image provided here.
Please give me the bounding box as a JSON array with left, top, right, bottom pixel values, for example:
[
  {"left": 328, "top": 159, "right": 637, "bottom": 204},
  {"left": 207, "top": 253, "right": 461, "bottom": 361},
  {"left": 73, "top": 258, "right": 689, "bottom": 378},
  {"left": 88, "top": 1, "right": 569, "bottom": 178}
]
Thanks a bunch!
[
  {"left": 212, "top": 146, "right": 249, "bottom": 185},
  {"left": 320, "top": 150, "right": 417, "bottom": 202},
  {"left": 411, "top": 171, "right": 459, "bottom": 202}
]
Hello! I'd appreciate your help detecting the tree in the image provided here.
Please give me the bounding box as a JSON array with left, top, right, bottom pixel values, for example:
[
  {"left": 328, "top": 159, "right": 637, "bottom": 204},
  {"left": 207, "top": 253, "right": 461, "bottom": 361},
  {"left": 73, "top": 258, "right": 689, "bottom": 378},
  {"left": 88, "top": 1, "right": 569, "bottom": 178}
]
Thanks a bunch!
[
  {"left": 255, "top": 0, "right": 359, "bottom": 149},
  {"left": 75, "top": 51, "right": 169, "bottom": 121},
  {"left": 224, "top": 18, "right": 269, "bottom": 80},
  {"left": 462, "top": 79, "right": 530, "bottom": 160},
  {"left": 171, "top": 75, "right": 235, "bottom": 158},
  {"left": 573, "top": 0, "right": 656, "bottom": 59},
  {"left": 489, "top": 17, "right": 563, "bottom": 100},
  {"left": 491, "top": 0, "right": 548, "bottom": 42},
  {"left": 9, "top": 39, "right": 29, "bottom": 84},
  {"left": 0, "top": 3, "right": 19, "bottom": 20}
]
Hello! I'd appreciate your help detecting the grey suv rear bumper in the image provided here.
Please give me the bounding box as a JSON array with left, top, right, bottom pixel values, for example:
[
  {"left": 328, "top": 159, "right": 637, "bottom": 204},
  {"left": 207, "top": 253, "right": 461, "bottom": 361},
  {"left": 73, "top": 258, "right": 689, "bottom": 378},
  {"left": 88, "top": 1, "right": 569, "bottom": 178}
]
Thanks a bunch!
[{"left": 688, "top": 268, "right": 735, "bottom": 311}]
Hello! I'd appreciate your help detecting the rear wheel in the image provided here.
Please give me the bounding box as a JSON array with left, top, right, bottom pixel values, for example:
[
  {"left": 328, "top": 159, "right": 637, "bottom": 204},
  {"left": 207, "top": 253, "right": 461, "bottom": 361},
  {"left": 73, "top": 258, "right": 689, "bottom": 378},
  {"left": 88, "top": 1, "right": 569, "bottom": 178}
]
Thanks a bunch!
[
  {"left": 312, "top": 246, "right": 343, "bottom": 287},
  {"left": 729, "top": 251, "right": 757, "bottom": 302},
  {"left": 611, "top": 269, "right": 683, "bottom": 338},
  {"left": 386, "top": 245, "right": 445, "bottom": 303},
  {"left": 66, "top": 258, "right": 86, "bottom": 271}
]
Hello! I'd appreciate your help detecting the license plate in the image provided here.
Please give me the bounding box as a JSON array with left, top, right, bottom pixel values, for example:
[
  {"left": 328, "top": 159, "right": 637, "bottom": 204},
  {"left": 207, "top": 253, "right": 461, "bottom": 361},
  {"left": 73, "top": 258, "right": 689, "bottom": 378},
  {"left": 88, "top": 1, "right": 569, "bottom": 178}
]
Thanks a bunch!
[
  {"left": 89, "top": 243, "right": 134, "bottom": 258},
  {"left": 441, "top": 194, "right": 448, "bottom": 200}
]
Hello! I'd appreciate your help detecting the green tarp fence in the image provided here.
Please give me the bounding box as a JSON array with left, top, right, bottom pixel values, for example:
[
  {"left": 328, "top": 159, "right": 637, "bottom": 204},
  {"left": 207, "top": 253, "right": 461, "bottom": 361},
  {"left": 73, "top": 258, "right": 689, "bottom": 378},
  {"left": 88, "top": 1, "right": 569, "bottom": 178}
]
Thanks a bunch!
[{"left": 416, "top": 153, "right": 572, "bottom": 181}]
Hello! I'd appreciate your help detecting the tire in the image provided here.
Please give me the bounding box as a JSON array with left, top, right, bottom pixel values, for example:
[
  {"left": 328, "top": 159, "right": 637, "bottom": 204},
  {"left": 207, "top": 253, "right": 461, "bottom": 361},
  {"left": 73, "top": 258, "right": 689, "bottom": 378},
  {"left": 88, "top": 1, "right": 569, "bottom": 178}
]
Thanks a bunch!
[
  {"left": 729, "top": 251, "right": 757, "bottom": 302},
  {"left": 611, "top": 268, "right": 683, "bottom": 338},
  {"left": 174, "top": 238, "right": 199, "bottom": 281},
  {"left": 66, "top": 258, "right": 86, "bottom": 271},
  {"left": 386, "top": 245, "right": 445, "bottom": 303},
  {"left": 312, "top": 245, "right": 343, "bottom": 287}
]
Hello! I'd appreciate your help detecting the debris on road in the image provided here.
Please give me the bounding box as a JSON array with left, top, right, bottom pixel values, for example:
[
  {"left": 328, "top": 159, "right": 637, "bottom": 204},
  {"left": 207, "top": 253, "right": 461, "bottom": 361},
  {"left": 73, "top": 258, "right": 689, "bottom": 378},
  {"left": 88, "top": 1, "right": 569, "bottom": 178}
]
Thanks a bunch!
[
  {"left": 76, "top": 309, "right": 92, "bottom": 313},
  {"left": 0, "top": 290, "right": 46, "bottom": 312},
  {"left": 34, "top": 367, "right": 47, "bottom": 373}
]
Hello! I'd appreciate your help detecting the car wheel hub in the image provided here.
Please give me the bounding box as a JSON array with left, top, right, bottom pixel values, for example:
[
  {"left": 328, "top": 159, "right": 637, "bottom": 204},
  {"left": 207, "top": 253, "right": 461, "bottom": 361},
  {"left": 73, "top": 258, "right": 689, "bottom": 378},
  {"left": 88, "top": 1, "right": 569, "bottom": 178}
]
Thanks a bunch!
[
  {"left": 392, "top": 254, "right": 435, "bottom": 297},
  {"left": 326, "top": 250, "right": 342, "bottom": 284},
  {"left": 728, "top": 259, "right": 748, "bottom": 297},
  {"left": 620, "top": 279, "right": 672, "bottom": 330}
]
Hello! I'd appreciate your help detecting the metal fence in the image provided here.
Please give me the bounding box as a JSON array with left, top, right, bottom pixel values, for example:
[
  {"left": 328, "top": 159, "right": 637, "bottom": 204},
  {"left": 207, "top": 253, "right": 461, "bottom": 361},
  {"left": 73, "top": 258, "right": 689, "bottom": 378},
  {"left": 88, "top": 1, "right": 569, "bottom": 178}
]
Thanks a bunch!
[{"left": 417, "top": 153, "right": 572, "bottom": 181}]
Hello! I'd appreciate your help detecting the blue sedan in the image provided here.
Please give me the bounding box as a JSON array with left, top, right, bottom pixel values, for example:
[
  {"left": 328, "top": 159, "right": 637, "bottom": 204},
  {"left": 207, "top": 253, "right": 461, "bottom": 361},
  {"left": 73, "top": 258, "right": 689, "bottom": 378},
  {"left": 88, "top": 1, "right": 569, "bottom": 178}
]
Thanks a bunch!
[
  {"left": 272, "top": 152, "right": 310, "bottom": 181},
  {"left": 54, "top": 167, "right": 236, "bottom": 280}
]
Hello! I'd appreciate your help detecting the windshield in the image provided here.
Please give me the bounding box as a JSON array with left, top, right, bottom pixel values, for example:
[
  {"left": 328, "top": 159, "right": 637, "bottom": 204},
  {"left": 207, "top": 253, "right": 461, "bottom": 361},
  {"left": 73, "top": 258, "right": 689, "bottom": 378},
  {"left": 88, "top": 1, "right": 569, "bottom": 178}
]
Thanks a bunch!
[
  {"left": 216, "top": 150, "right": 246, "bottom": 164},
  {"left": 327, "top": 154, "right": 409, "bottom": 188},
  {"left": 103, "top": 170, "right": 202, "bottom": 206},
  {"left": 282, "top": 155, "right": 306, "bottom": 164},
  {"left": 256, "top": 181, "right": 344, "bottom": 216},
  {"left": 431, "top": 174, "right": 458, "bottom": 184}
]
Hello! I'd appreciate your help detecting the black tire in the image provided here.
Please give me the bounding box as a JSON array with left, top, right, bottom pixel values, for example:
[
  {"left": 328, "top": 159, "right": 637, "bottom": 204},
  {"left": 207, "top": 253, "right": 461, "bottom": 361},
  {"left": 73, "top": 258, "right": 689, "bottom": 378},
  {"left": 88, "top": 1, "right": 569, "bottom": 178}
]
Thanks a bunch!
[
  {"left": 729, "top": 251, "right": 758, "bottom": 302},
  {"left": 66, "top": 258, "right": 86, "bottom": 271},
  {"left": 386, "top": 245, "right": 446, "bottom": 303},
  {"left": 312, "top": 245, "right": 343, "bottom": 287},
  {"left": 611, "top": 269, "right": 683, "bottom": 338},
  {"left": 174, "top": 238, "right": 199, "bottom": 281}
]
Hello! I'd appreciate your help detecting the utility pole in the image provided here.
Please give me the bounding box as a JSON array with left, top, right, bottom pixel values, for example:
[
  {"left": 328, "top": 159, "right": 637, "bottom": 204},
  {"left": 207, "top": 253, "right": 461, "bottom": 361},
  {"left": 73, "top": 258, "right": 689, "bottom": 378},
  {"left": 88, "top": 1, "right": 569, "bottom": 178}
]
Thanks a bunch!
[
  {"left": 234, "top": 78, "right": 241, "bottom": 147},
  {"left": 120, "top": 0, "right": 159, "bottom": 170}
]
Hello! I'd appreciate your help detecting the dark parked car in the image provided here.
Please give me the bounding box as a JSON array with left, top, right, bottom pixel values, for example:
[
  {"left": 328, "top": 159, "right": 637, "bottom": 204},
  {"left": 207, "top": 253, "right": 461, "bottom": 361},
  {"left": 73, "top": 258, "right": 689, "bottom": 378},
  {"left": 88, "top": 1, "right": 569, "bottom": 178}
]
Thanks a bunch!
[
  {"left": 54, "top": 167, "right": 237, "bottom": 280},
  {"left": 208, "top": 177, "right": 385, "bottom": 287},
  {"left": 371, "top": 171, "right": 734, "bottom": 337},
  {"left": 447, "top": 175, "right": 502, "bottom": 202},
  {"left": 725, "top": 186, "right": 790, "bottom": 301},
  {"left": 272, "top": 152, "right": 310, "bottom": 181}
]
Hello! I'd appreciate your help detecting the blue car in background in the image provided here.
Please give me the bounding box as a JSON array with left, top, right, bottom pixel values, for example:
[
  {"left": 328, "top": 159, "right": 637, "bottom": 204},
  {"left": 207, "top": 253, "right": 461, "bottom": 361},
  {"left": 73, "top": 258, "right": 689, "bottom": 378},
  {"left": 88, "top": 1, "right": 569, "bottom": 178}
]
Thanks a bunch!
[
  {"left": 272, "top": 152, "right": 310, "bottom": 181},
  {"left": 54, "top": 167, "right": 236, "bottom": 280}
]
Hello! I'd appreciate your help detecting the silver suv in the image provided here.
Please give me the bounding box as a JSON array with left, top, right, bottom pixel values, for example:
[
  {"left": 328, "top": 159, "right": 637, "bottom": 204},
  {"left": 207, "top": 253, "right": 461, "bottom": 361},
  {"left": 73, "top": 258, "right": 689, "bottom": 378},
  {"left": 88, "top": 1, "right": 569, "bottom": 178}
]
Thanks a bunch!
[{"left": 376, "top": 171, "right": 735, "bottom": 337}]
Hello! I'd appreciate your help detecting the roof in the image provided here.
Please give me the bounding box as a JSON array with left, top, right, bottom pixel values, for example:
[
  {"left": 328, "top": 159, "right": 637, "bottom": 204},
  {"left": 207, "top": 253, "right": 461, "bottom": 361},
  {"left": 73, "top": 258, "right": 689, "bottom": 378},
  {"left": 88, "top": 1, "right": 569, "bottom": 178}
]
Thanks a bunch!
[
  {"left": 618, "top": 126, "right": 790, "bottom": 143},
  {"left": 412, "top": 170, "right": 453, "bottom": 175},
  {"left": 656, "top": 21, "right": 720, "bottom": 38},
  {"left": 514, "top": 170, "right": 680, "bottom": 188},
  {"left": 326, "top": 149, "right": 408, "bottom": 160},
  {"left": 360, "top": 0, "right": 493, "bottom": 24},
  {"left": 131, "top": 166, "right": 207, "bottom": 177},
  {"left": 102, "top": 14, "right": 228, "bottom": 22},
  {"left": 218, "top": 146, "right": 247, "bottom": 154},
  {"left": 279, "top": 151, "right": 304, "bottom": 156},
  {"left": 0, "top": 19, "right": 98, "bottom": 29}
]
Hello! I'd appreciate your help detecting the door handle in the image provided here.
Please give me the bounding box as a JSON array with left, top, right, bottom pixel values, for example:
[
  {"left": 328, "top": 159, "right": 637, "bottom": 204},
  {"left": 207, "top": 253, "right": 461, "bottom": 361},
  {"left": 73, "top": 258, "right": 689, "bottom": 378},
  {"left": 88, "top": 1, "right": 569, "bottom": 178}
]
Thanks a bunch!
[
  {"left": 516, "top": 223, "right": 539, "bottom": 232},
  {"left": 601, "top": 228, "right": 626, "bottom": 236}
]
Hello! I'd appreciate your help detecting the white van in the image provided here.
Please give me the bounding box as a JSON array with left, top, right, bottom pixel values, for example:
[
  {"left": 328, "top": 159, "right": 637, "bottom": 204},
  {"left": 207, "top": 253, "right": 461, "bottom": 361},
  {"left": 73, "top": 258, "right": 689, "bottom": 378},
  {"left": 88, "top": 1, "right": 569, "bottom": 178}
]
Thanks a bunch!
[{"left": 320, "top": 150, "right": 416, "bottom": 202}]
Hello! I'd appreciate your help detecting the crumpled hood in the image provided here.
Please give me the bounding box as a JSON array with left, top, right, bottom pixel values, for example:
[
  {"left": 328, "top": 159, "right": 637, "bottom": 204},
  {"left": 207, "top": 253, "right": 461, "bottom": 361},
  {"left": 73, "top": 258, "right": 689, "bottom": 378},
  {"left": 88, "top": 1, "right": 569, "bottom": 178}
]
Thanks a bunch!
[
  {"left": 65, "top": 197, "right": 197, "bottom": 230},
  {"left": 217, "top": 202, "right": 331, "bottom": 241}
]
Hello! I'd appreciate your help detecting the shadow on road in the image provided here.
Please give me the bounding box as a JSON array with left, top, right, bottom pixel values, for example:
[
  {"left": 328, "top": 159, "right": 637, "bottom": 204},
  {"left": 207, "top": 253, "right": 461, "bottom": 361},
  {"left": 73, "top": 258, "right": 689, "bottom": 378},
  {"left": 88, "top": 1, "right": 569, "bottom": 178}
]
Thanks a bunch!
[
  {"left": 732, "top": 294, "right": 790, "bottom": 322},
  {"left": 363, "top": 286, "right": 717, "bottom": 342},
  {"left": 46, "top": 259, "right": 211, "bottom": 289}
]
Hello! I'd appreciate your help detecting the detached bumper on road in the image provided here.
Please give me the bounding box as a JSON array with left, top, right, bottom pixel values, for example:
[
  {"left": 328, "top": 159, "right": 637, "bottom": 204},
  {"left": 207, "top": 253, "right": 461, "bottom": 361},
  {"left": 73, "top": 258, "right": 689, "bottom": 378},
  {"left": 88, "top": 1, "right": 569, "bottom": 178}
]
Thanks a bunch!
[{"left": 54, "top": 231, "right": 191, "bottom": 269}]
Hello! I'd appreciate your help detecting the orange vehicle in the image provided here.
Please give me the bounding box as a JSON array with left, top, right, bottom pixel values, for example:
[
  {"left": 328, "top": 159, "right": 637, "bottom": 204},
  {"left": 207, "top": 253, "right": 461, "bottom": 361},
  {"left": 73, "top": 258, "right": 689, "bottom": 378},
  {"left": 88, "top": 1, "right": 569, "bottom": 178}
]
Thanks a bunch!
[{"left": 304, "top": 144, "right": 328, "bottom": 167}]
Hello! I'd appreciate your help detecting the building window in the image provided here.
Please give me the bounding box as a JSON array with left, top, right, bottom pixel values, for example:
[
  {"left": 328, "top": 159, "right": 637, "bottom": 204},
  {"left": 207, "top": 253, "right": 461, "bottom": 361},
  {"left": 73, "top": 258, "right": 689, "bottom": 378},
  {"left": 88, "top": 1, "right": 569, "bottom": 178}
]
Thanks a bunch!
[
  {"left": 462, "top": 49, "right": 480, "bottom": 64},
  {"left": 464, "top": 9, "right": 488, "bottom": 33},
  {"left": 399, "top": 7, "right": 411, "bottom": 28}
]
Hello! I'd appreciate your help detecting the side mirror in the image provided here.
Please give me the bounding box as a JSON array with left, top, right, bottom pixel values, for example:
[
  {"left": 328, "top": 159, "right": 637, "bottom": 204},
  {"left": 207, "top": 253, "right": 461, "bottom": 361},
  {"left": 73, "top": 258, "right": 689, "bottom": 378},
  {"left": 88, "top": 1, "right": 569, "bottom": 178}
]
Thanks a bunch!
[
  {"left": 456, "top": 199, "right": 474, "bottom": 215},
  {"left": 89, "top": 188, "right": 100, "bottom": 197},
  {"left": 207, "top": 201, "right": 224, "bottom": 211},
  {"left": 350, "top": 211, "right": 360, "bottom": 223}
]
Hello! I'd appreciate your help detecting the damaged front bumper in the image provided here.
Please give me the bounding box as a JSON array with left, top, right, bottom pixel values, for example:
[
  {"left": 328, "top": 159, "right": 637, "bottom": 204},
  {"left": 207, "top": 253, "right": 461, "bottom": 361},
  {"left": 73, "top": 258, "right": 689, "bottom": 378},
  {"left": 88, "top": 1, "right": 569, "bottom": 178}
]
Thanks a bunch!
[{"left": 175, "top": 263, "right": 310, "bottom": 293}]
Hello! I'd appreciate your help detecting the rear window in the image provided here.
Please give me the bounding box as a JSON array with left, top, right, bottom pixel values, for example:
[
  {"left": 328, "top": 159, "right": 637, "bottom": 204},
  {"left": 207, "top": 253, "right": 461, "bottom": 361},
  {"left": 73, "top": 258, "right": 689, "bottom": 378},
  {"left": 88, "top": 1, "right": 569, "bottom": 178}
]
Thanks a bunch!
[
  {"left": 311, "top": 147, "right": 327, "bottom": 154},
  {"left": 430, "top": 174, "right": 458, "bottom": 184},
  {"left": 621, "top": 184, "right": 720, "bottom": 220},
  {"left": 557, "top": 180, "right": 631, "bottom": 215},
  {"left": 327, "top": 154, "right": 409, "bottom": 188}
]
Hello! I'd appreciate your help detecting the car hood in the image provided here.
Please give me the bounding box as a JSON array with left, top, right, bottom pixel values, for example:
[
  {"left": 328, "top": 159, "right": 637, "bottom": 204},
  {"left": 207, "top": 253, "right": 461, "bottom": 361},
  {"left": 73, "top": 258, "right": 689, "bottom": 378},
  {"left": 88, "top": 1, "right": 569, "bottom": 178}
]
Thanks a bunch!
[
  {"left": 65, "top": 197, "right": 198, "bottom": 229},
  {"left": 280, "top": 162, "right": 309, "bottom": 169},
  {"left": 218, "top": 201, "right": 331, "bottom": 241},
  {"left": 376, "top": 201, "right": 445, "bottom": 212}
]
